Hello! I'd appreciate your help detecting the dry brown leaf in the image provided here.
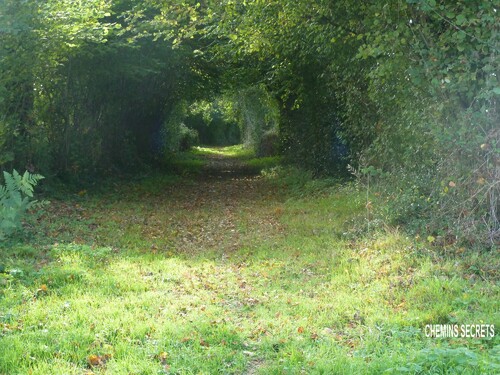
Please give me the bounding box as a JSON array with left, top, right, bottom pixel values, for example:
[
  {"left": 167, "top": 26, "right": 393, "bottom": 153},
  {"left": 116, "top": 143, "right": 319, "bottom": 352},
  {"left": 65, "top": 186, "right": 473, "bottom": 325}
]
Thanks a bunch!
[{"left": 159, "top": 351, "right": 168, "bottom": 365}]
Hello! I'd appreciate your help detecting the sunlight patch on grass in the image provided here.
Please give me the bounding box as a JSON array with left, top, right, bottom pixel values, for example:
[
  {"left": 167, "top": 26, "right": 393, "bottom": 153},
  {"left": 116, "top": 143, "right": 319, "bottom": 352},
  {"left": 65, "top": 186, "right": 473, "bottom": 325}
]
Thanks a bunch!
[
  {"left": 162, "top": 151, "right": 207, "bottom": 176},
  {"left": 1, "top": 164, "right": 499, "bottom": 374},
  {"left": 247, "top": 156, "right": 282, "bottom": 171},
  {"left": 193, "top": 144, "right": 254, "bottom": 158}
]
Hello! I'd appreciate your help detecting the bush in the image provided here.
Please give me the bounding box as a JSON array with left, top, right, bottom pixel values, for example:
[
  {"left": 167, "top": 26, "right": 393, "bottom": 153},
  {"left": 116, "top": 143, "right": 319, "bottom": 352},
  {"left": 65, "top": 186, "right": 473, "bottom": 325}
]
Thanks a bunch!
[
  {"left": 178, "top": 123, "right": 199, "bottom": 151},
  {"left": 257, "top": 129, "right": 279, "bottom": 157},
  {"left": 0, "top": 170, "right": 45, "bottom": 240},
  {"left": 162, "top": 102, "right": 200, "bottom": 153},
  {"left": 263, "top": 165, "right": 340, "bottom": 197}
]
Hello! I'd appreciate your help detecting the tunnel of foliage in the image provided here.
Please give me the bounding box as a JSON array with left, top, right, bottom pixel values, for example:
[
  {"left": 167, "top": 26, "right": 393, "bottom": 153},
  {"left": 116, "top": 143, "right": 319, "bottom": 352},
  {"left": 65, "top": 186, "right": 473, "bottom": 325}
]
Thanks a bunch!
[{"left": 0, "top": 0, "right": 498, "bottom": 246}]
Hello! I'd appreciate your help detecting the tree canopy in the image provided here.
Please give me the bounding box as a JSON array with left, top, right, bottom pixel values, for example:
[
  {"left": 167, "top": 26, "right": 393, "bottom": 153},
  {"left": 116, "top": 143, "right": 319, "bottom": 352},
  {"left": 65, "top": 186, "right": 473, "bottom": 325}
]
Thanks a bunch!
[{"left": 1, "top": 0, "right": 498, "bottom": 244}]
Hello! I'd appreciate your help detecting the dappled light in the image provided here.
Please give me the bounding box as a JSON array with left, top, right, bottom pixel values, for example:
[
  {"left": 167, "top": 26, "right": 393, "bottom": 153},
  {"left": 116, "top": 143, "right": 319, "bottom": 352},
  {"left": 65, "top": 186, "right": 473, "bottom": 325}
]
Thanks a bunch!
[
  {"left": 0, "top": 0, "right": 499, "bottom": 373},
  {"left": 1, "top": 147, "right": 498, "bottom": 373}
]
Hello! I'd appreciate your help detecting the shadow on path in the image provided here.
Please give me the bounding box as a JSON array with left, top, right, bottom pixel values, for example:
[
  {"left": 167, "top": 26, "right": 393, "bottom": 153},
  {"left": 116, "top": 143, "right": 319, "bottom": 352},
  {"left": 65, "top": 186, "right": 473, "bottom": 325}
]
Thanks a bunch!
[
  {"left": 158, "top": 151, "right": 284, "bottom": 254},
  {"left": 197, "top": 152, "right": 259, "bottom": 180}
]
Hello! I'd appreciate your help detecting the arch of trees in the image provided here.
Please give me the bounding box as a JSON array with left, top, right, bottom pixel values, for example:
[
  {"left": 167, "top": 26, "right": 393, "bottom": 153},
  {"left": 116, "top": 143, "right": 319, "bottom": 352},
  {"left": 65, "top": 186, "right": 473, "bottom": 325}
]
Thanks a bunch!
[{"left": 1, "top": 0, "right": 498, "bottom": 244}]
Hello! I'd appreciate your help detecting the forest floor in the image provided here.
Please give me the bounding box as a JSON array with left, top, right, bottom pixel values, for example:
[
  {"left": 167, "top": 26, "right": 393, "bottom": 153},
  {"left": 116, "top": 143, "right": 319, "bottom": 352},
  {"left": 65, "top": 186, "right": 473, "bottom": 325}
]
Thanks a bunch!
[{"left": 0, "top": 146, "right": 499, "bottom": 374}]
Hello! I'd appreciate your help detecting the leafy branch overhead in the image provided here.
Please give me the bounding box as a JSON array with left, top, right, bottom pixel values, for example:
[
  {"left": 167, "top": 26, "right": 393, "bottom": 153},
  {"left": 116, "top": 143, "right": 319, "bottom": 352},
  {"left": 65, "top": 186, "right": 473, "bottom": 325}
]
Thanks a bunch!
[{"left": 0, "top": 0, "right": 498, "bottom": 243}]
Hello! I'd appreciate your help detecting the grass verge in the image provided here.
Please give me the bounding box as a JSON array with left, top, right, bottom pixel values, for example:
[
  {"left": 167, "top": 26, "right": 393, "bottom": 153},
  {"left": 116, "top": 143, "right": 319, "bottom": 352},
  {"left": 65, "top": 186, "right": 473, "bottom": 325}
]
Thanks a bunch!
[
  {"left": 192, "top": 145, "right": 254, "bottom": 159},
  {"left": 0, "top": 146, "right": 498, "bottom": 374}
]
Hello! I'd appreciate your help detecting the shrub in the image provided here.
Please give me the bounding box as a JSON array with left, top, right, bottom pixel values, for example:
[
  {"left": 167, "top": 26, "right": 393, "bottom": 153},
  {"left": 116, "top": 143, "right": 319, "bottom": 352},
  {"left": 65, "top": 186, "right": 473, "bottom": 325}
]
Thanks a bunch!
[
  {"left": 257, "top": 129, "right": 279, "bottom": 157},
  {"left": 178, "top": 123, "right": 199, "bottom": 151},
  {"left": 163, "top": 102, "right": 200, "bottom": 153},
  {"left": 0, "top": 170, "right": 45, "bottom": 240}
]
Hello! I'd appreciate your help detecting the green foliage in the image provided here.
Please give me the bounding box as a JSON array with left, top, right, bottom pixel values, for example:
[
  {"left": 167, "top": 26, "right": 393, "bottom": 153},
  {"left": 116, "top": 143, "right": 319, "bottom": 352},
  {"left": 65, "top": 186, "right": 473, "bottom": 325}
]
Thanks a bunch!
[
  {"left": 164, "top": 121, "right": 200, "bottom": 153},
  {"left": 2, "top": 158, "right": 497, "bottom": 373},
  {"left": 263, "top": 165, "right": 342, "bottom": 198},
  {"left": 0, "top": 170, "right": 44, "bottom": 240},
  {"left": 385, "top": 345, "right": 500, "bottom": 374},
  {"left": 162, "top": 102, "right": 200, "bottom": 153},
  {"left": 184, "top": 99, "right": 241, "bottom": 146},
  {"left": 348, "top": 0, "right": 500, "bottom": 245},
  {"left": 192, "top": 144, "right": 253, "bottom": 159},
  {"left": 163, "top": 151, "right": 206, "bottom": 176},
  {"left": 246, "top": 155, "right": 281, "bottom": 173},
  {"left": 1, "top": 0, "right": 205, "bottom": 177},
  {"left": 193, "top": 0, "right": 498, "bottom": 244},
  {"left": 226, "top": 85, "right": 279, "bottom": 156},
  {"left": 257, "top": 129, "right": 279, "bottom": 157},
  {"left": 0, "top": 0, "right": 498, "bottom": 243}
]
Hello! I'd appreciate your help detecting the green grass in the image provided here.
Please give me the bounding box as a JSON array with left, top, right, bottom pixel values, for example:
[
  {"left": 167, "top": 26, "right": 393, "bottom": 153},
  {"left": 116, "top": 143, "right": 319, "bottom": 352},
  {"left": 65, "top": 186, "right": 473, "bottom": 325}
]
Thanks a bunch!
[
  {"left": 192, "top": 145, "right": 254, "bottom": 159},
  {"left": 247, "top": 156, "right": 282, "bottom": 172},
  {"left": 1, "top": 146, "right": 499, "bottom": 374},
  {"left": 162, "top": 151, "right": 207, "bottom": 176}
]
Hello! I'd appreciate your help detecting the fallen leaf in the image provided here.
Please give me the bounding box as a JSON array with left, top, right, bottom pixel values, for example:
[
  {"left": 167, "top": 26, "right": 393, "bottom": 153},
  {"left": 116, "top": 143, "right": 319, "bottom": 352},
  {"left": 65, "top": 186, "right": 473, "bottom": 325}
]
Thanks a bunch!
[
  {"left": 297, "top": 326, "right": 304, "bottom": 334},
  {"left": 87, "top": 355, "right": 100, "bottom": 367},
  {"left": 87, "top": 354, "right": 111, "bottom": 368},
  {"left": 159, "top": 351, "right": 168, "bottom": 365}
]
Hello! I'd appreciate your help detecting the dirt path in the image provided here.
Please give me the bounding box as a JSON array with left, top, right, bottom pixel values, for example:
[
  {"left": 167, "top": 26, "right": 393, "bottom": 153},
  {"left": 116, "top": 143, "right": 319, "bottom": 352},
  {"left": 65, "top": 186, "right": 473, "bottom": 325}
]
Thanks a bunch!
[
  {"left": 15, "top": 149, "right": 499, "bottom": 375},
  {"left": 39, "top": 151, "right": 286, "bottom": 255},
  {"left": 198, "top": 151, "right": 258, "bottom": 180},
  {"left": 155, "top": 152, "right": 285, "bottom": 254}
]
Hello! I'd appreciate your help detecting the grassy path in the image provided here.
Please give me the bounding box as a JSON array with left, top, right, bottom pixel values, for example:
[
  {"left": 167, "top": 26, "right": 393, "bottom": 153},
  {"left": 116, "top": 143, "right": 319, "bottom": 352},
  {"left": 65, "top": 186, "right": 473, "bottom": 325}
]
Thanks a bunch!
[{"left": 1, "top": 146, "right": 499, "bottom": 374}]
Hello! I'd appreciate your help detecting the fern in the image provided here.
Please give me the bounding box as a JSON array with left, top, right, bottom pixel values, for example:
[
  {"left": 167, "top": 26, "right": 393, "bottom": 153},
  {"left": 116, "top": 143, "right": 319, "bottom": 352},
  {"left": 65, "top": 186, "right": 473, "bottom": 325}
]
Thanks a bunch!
[{"left": 0, "top": 170, "right": 45, "bottom": 240}]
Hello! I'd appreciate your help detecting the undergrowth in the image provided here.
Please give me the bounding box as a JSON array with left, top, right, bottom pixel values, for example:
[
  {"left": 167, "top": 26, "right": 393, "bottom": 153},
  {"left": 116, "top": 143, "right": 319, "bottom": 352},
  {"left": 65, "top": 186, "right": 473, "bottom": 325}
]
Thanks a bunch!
[{"left": 0, "top": 147, "right": 498, "bottom": 374}]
